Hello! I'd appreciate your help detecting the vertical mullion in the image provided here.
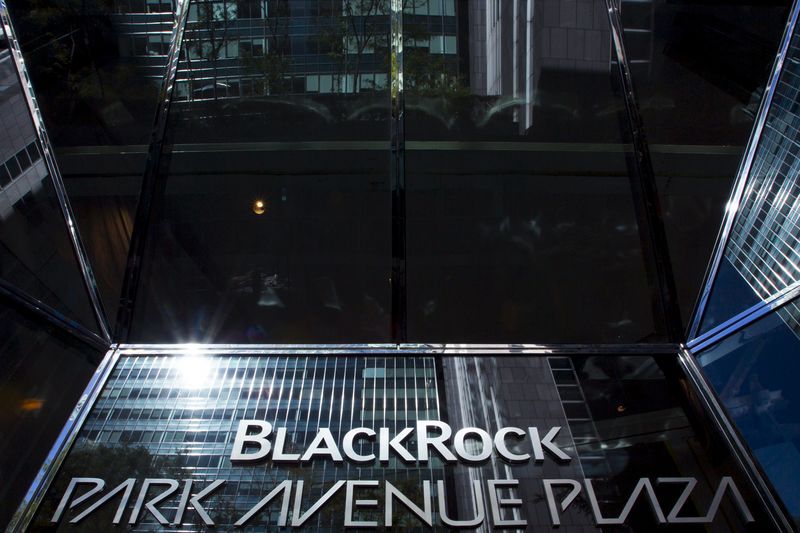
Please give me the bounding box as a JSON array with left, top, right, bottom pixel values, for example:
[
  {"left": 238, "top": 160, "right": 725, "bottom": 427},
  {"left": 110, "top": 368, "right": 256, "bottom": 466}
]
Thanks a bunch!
[{"left": 391, "top": 0, "right": 407, "bottom": 342}]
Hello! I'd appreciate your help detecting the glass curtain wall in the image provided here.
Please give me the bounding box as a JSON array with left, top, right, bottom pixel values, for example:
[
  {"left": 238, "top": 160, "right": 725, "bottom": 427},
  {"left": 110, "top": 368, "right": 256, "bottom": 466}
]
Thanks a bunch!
[
  {"left": 404, "top": 0, "right": 657, "bottom": 342},
  {"left": 1, "top": 1, "right": 792, "bottom": 344}
]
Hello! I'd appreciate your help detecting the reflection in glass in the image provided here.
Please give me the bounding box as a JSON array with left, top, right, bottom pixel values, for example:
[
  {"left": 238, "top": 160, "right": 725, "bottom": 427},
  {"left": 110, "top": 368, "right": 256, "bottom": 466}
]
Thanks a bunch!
[
  {"left": 617, "top": 1, "right": 790, "bottom": 324},
  {"left": 5, "top": 0, "right": 166, "bottom": 324},
  {"left": 0, "top": 304, "right": 99, "bottom": 530},
  {"left": 129, "top": 0, "right": 393, "bottom": 342},
  {"left": 699, "top": 298, "right": 800, "bottom": 526},
  {"left": 0, "top": 43, "right": 100, "bottom": 330},
  {"left": 404, "top": 0, "right": 660, "bottom": 342},
  {"left": 697, "top": 8, "right": 800, "bottom": 335},
  {"left": 35, "top": 353, "right": 771, "bottom": 531}
]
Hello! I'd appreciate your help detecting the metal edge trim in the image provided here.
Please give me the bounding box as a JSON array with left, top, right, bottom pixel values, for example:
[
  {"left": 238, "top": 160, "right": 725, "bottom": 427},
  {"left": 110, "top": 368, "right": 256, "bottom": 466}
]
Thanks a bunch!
[
  {"left": 114, "top": 0, "right": 192, "bottom": 342},
  {"left": 6, "top": 348, "right": 120, "bottom": 533},
  {"left": 686, "top": 0, "right": 800, "bottom": 341},
  {"left": 687, "top": 281, "right": 800, "bottom": 352},
  {"left": 0, "top": 278, "right": 108, "bottom": 352},
  {"left": 390, "top": 0, "right": 407, "bottom": 342},
  {"left": 677, "top": 346, "right": 794, "bottom": 532},
  {"left": 0, "top": 10, "right": 113, "bottom": 343},
  {"left": 112, "top": 342, "right": 680, "bottom": 355},
  {"left": 605, "top": 0, "right": 683, "bottom": 341}
]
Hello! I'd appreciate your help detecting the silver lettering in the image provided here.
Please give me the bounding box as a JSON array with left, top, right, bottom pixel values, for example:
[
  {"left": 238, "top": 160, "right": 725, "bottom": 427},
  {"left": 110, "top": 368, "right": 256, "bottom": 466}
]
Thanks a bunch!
[
  {"left": 379, "top": 427, "right": 415, "bottom": 463},
  {"left": 71, "top": 479, "right": 136, "bottom": 524},
  {"left": 342, "top": 427, "right": 376, "bottom": 463},
  {"left": 291, "top": 480, "right": 346, "bottom": 526},
  {"left": 344, "top": 480, "right": 379, "bottom": 527},
  {"left": 542, "top": 479, "right": 581, "bottom": 526},
  {"left": 235, "top": 479, "right": 292, "bottom": 526},
  {"left": 454, "top": 427, "right": 492, "bottom": 463},
  {"left": 437, "top": 479, "right": 484, "bottom": 528},
  {"left": 585, "top": 478, "right": 665, "bottom": 525},
  {"left": 51, "top": 478, "right": 105, "bottom": 523},
  {"left": 300, "top": 428, "right": 343, "bottom": 462},
  {"left": 231, "top": 420, "right": 272, "bottom": 462},
  {"left": 385, "top": 480, "right": 432, "bottom": 527},
  {"left": 272, "top": 428, "right": 301, "bottom": 462},
  {"left": 129, "top": 479, "right": 179, "bottom": 525},
  {"left": 493, "top": 427, "right": 530, "bottom": 463},
  {"left": 417, "top": 421, "right": 457, "bottom": 463},
  {"left": 488, "top": 479, "right": 526, "bottom": 527},
  {"left": 187, "top": 479, "right": 226, "bottom": 525},
  {"left": 529, "top": 426, "right": 570, "bottom": 462}
]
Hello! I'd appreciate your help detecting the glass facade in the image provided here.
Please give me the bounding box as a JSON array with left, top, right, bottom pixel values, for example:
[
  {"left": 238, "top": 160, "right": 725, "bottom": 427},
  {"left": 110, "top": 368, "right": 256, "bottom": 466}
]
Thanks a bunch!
[{"left": 0, "top": 0, "right": 798, "bottom": 531}]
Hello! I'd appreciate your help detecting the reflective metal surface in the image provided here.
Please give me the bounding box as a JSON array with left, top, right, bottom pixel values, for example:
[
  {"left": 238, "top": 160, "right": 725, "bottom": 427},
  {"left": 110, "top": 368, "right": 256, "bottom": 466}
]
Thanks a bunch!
[
  {"left": 688, "top": 279, "right": 800, "bottom": 353},
  {"left": 0, "top": 277, "right": 109, "bottom": 353}
]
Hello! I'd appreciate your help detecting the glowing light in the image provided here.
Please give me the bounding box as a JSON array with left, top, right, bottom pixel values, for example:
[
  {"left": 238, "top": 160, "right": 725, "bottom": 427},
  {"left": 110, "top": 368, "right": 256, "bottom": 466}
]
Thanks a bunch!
[
  {"left": 252, "top": 199, "right": 266, "bottom": 215},
  {"left": 175, "top": 351, "right": 213, "bottom": 389},
  {"left": 616, "top": 404, "right": 626, "bottom": 413},
  {"left": 19, "top": 398, "right": 44, "bottom": 412}
]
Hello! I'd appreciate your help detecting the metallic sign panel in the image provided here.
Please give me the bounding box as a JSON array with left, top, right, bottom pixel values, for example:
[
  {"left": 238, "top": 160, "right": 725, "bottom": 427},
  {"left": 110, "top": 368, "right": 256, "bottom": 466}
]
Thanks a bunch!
[{"left": 32, "top": 351, "right": 772, "bottom": 531}]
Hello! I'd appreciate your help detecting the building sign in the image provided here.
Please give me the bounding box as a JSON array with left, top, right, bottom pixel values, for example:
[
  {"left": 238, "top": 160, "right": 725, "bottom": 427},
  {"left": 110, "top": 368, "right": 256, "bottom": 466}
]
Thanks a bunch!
[{"left": 32, "top": 352, "right": 771, "bottom": 531}]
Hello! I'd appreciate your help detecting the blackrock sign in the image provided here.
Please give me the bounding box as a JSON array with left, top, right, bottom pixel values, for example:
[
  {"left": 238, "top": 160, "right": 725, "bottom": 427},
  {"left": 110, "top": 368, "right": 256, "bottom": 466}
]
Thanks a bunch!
[{"left": 51, "top": 420, "right": 755, "bottom": 529}]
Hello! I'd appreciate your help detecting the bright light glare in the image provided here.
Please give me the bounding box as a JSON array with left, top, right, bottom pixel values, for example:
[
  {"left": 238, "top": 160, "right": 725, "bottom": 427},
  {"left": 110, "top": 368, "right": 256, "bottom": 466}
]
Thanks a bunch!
[{"left": 175, "top": 352, "right": 213, "bottom": 389}]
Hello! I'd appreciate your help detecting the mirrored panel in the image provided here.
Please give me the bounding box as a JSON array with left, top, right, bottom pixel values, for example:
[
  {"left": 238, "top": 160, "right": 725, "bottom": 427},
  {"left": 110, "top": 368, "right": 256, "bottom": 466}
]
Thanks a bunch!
[
  {"left": 4, "top": 0, "right": 167, "bottom": 324},
  {"left": 128, "top": 1, "right": 392, "bottom": 342},
  {"left": 34, "top": 351, "right": 772, "bottom": 531},
  {"left": 617, "top": 0, "right": 790, "bottom": 324},
  {"left": 698, "top": 297, "right": 800, "bottom": 527},
  {"left": 0, "top": 303, "right": 100, "bottom": 530},
  {"left": 0, "top": 38, "right": 101, "bottom": 331},
  {"left": 697, "top": 10, "right": 800, "bottom": 336},
  {"left": 403, "top": 0, "right": 662, "bottom": 342}
]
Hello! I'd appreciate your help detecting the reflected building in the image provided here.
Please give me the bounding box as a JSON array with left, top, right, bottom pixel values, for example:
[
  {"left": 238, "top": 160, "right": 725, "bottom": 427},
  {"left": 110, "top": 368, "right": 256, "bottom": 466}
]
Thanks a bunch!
[{"left": 0, "top": 48, "right": 46, "bottom": 220}]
